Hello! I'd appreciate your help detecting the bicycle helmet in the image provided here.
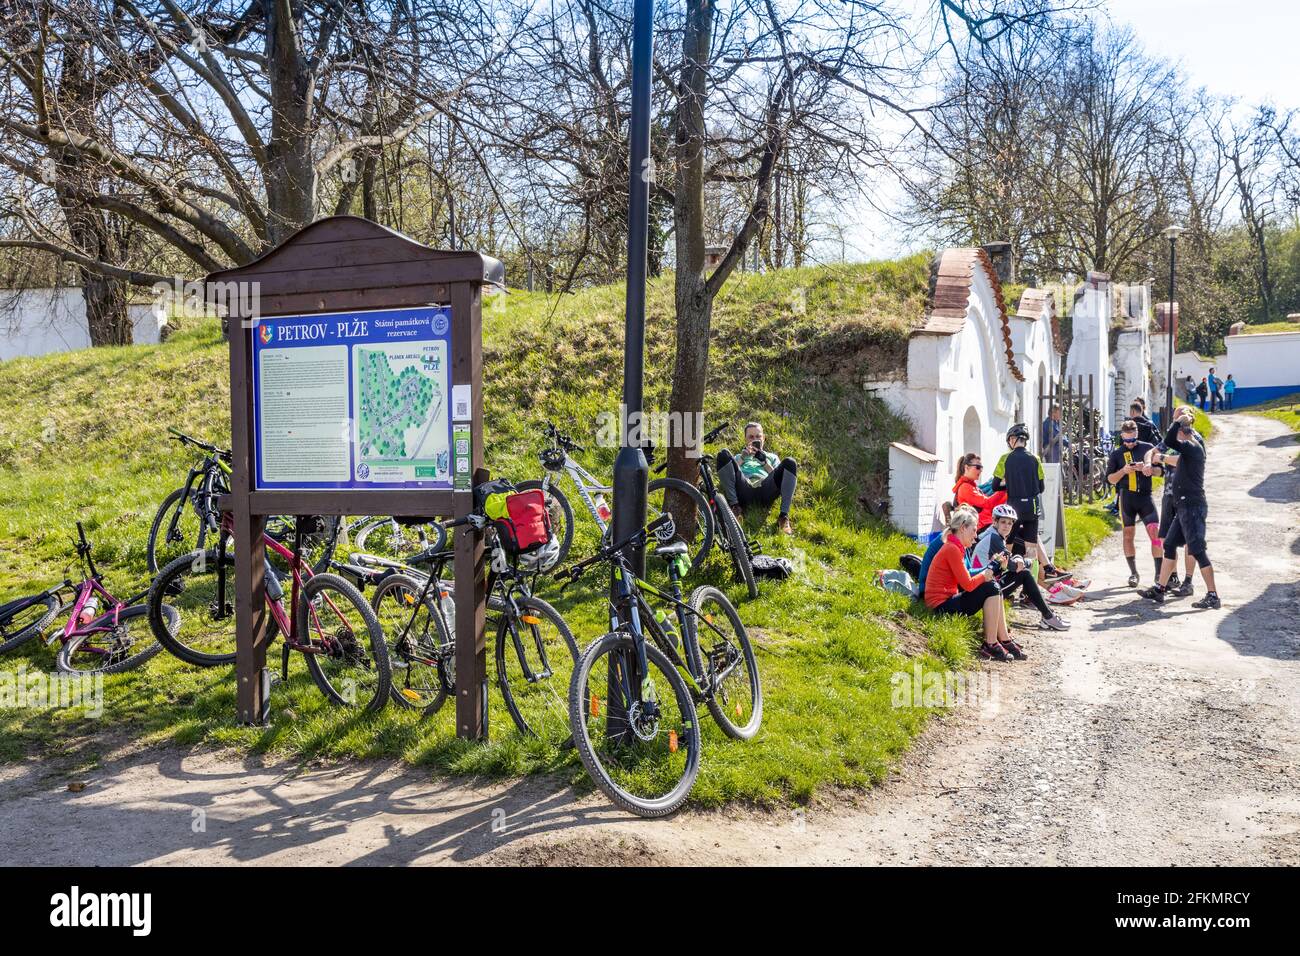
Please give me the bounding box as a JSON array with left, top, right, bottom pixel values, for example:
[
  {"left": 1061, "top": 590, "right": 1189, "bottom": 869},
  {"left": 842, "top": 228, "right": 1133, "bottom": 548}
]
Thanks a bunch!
[
  {"left": 992, "top": 503, "right": 1019, "bottom": 522},
  {"left": 1006, "top": 422, "right": 1031, "bottom": 444},
  {"left": 514, "top": 531, "right": 562, "bottom": 573}
]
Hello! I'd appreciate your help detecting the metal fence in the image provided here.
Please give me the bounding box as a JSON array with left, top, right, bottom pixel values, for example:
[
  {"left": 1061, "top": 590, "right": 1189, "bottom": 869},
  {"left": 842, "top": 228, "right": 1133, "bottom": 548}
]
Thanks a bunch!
[{"left": 1038, "top": 374, "right": 1112, "bottom": 506}]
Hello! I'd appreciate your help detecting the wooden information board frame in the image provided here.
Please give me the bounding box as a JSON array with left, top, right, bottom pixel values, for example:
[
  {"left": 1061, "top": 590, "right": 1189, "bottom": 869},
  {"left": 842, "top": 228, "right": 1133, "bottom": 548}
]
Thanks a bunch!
[{"left": 206, "top": 215, "right": 502, "bottom": 739}]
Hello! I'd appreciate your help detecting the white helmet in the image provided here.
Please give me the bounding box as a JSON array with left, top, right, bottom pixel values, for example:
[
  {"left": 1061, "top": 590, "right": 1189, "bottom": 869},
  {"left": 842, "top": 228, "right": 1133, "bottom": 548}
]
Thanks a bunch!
[
  {"left": 514, "top": 532, "right": 563, "bottom": 572},
  {"left": 992, "top": 503, "right": 1019, "bottom": 522}
]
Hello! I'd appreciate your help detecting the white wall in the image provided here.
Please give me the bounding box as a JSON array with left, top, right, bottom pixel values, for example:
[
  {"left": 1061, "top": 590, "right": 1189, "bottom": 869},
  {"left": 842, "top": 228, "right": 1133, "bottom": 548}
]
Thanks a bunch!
[
  {"left": 0, "top": 287, "right": 164, "bottom": 361},
  {"left": 1171, "top": 329, "right": 1300, "bottom": 407},
  {"left": 1063, "top": 273, "right": 1116, "bottom": 431}
]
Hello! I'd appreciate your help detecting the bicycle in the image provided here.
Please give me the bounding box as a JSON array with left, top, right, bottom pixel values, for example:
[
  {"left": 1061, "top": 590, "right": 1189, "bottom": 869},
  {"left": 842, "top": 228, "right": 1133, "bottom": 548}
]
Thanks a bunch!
[
  {"left": 0, "top": 522, "right": 178, "bottom": 674},
  {"left": 654, "top": 421, "right": 758, "bottom": 598},
  {"left": 367, "top": 515, "right": 579, "bottom": 743},
  {"left": 147, "top": 429, "right": 336, "bottom": 574},
  {"left": 147, "top": 513, "right": 391, "bottom": 711},
  {"left": 558, "top": 513, "right": 762, "bottom": 817},
  {"left": 519, "top": 421, "right": 713, "bottom": 575}
]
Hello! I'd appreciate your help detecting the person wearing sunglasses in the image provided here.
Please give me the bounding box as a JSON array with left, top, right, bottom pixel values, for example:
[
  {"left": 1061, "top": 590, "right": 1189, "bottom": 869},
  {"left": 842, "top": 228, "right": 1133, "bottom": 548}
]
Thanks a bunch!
[
  {"left": 1106, "top": 419, "right": 1161, "bottom": 587},
  {"left": 951, "top": 452, "right": 1007, "bottom": 530}
]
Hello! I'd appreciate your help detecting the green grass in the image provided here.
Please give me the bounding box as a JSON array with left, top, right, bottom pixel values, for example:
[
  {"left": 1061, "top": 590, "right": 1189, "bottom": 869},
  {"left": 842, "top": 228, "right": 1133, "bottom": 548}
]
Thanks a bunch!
[
  {"left": 1058, "top": 500, "right": 1121, "bottom": 568},
  {"left": 1237, "top": 321, "right": 1300, "bottom": 335},
  {"left": 1245, "top": 391, "right": 1300, "bottom": 433},
  {"left": 0, "top": 257, "right": 1023, "bottom": 807}
]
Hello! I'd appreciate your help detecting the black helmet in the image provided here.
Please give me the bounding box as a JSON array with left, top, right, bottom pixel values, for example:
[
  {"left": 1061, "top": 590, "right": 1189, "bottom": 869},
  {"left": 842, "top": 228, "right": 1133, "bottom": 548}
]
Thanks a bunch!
[{"left": 1006, "top": 423, "right": 1031, "bottom": 444}]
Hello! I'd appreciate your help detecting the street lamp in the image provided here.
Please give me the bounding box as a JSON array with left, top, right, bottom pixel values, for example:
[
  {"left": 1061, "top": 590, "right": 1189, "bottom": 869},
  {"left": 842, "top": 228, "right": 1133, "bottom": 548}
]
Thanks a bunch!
[{"left": 1162, "top": 224, "right": 1185, "bottom": 428}]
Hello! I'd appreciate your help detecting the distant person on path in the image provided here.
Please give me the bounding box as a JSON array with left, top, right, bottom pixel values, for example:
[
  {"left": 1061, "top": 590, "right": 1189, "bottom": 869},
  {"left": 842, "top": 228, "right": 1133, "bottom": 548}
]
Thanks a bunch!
[
  {"left": 1042, "top": 405, "right": 1068, "bottom": 464},
  {"left": 1107, "top": 419, "right": 1162, "bottom": 587},
  {"left": 952, "top": 452, "right": 1007, "bottom": 529},
  {"left": 1128, "top": 399, "right": 1159, "bottom": 446},
  {"left": 992, "top": 423, "right": 1068, "bottom": 583},
  {"left": 1223, "top": 374, "right": 1236, "bottom": 410},
  {"left": 1184, "top": 376, "right": 1197, "bottom": 404},
  {"left": 1209, "top": 368, "right": 1223, "bottom": 412},
  {"left": 1196, "top": 377, "right": 1209, "bottom": 411},
  {"left": 1140, "top": 406, "right": 1221, "bottom": 609},
  {"left": 717, "top": 420, "right": 797, "bottom": 535},
  {"left": 924, "top": 508, "right": 1022, "bottom": 661}
]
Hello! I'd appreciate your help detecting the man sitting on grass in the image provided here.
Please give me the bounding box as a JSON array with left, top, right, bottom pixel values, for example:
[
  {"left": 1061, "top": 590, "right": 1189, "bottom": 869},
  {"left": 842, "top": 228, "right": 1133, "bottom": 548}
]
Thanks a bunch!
[{"left": 717, "top": 420, "right": 798, "bottom": 535}]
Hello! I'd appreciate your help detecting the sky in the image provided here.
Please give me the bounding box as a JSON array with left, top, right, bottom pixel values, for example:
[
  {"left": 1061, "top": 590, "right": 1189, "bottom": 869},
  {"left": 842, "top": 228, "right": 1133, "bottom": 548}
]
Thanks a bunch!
[{"left": 841, "top": 0, "right": 1300, "bottom": 261}]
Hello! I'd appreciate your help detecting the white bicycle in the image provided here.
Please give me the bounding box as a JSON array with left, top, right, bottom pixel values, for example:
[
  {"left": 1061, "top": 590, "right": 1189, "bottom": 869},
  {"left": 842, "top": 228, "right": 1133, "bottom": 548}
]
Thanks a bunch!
[{"left": 520, "top": 421, "right": 714, "bottom": 575}]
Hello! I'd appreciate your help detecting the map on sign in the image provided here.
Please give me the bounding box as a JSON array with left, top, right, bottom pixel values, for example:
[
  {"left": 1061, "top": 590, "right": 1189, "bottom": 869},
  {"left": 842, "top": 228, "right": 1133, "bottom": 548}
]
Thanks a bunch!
[
  {"left": 250, "top": 305, "right": 454, "bottom": 490},
  {"left": 353, "top": 343, "right": 449, "bottom": 481}
]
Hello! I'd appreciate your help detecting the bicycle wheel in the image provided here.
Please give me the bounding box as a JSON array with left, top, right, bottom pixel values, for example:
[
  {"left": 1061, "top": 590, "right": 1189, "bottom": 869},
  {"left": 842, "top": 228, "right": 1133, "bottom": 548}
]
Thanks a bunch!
[
  {"left": 0, "top": 592, "right": 60, "bottom": 654},
  {"left": 686, "top": 586, "right": 762, "bottom": 740},
  {"left": 301, "top": 573, "right": 391, "bottom": 711},
  {"left": 569, "top": 632, "right": 700, "bottom": 817},
  {"left": 647, "top": 477, "right": 714, "bottom": 575},
  {"left": 354, "top": 518, "right": 430, "bottom": 559},
  {"left": 57, "top": 605, "right": 170, "bottom": 675},
  {"left": 496, "top": 594, "right": 578, "bottom": 743},
  {"left": 515, "top": 479, "right": 573, "bottom": 571},
  {"left": 370, "top": 573, "right": 450, "bottom": 714},
  {"left": 714, "top": 497, "right": 758, "bottom": 599},
  {"left": 146, "top": 487, "right": 205, "bottom": 574},
  {"left": 148, "top": 549, "right": 274, "bottom": 666}
]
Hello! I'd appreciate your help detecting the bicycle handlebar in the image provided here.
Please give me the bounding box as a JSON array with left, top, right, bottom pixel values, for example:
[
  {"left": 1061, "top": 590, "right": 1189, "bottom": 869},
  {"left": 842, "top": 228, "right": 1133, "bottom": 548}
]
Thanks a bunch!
[
  {"left": 544, "top": 420, "right": 584, "bottom": 453},
  {"left": 169, "top": 427, "right": 232, "bottom": 460},
  {"left": 555, "top": 513, "right": 674, "bottom": 586}
]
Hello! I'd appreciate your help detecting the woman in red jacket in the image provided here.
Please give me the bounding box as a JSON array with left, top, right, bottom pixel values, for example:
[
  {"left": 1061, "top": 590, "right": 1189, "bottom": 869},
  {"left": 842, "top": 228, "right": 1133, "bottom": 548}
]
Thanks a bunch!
[
  {"left": 952, "top": 452, "right": 1007, "bottom": 529},
  {"left": 924, "top": 508, "right": 1021, "bottom": 661}
]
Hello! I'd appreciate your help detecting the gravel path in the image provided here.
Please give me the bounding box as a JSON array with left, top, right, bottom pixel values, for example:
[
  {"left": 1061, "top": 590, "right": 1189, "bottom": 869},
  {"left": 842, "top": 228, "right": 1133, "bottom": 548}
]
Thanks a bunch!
[{"left": 2, "top": 413, "right": 1296, "bottom": 866}]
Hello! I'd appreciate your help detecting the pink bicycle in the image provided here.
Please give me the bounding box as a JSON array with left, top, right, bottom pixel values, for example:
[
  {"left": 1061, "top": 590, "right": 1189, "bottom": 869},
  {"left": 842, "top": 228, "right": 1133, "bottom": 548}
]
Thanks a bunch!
[
  {"left": 147, "top": 512, "right": 390, "bottom": 711},
  {"left": 0, "top": 522, "right": 179, "bottom": 674}
]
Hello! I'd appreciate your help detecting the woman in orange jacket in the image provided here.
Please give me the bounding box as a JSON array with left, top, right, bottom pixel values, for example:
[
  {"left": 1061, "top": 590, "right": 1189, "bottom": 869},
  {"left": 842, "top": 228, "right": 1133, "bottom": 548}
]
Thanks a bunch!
[
  {"left": 923, "top": 508, "right": 1021, "bottom": 661},
  {"left": 952, "top": 452, "right": 1007, "bottom": 530}
]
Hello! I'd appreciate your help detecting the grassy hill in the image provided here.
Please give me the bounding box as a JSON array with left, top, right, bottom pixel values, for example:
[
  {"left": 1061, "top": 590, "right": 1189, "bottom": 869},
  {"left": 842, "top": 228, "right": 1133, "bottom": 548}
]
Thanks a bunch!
[{"left": 0, "top": 256, "right": 993, "bottom": 807}]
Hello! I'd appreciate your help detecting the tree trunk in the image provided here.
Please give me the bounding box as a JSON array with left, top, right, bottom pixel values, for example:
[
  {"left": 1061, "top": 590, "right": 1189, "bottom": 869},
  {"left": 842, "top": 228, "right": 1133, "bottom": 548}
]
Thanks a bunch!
[
  {"left": 666, "top": 0, "right": 715, "bottom": 500},
  {"left": 265, "top": 2, "right": 316, "bottom": 245}
]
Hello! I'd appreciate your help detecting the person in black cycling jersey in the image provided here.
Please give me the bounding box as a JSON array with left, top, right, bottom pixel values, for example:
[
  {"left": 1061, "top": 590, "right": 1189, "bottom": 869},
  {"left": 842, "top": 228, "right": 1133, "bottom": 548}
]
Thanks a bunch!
[
  {"left": 1107, "top": 419, "right": 1161, "bottom": 587},
  {"left": 1144, "top": 424, "right": 1195, "bottom": 596},
  {"left": 992, "top": 423, "right": 1068, "bottom": 582},
  {"left": 1140, "top": 406, "right": 1221, "bottom": 609}
]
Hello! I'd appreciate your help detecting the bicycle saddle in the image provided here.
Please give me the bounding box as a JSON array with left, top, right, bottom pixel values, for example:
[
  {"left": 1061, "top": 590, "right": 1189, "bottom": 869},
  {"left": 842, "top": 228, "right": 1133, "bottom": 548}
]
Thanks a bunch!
[{"left": 654, "top": 540, "right": 689, "bottom": 559}]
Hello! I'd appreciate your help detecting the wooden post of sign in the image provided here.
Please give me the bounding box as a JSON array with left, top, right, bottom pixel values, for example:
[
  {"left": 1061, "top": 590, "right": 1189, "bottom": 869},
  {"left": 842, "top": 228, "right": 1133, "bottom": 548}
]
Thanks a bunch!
[
  {"left": 209, "top": 216, "right": 502, "bottom": 738},
  {"left": 452, "top": 279, "right": 487, "bottom": 740}
]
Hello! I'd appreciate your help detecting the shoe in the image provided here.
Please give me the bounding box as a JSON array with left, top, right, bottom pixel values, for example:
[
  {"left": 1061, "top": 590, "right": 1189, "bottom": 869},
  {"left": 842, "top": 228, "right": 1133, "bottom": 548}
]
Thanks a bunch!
[
  {"left": 979, "top": 641, "right": 1013, "bottom": 662},
  {"left": 1001, "top": 639, "right": 1027, "bottom": 660},
  {"left": 1042, "top": 565, "right": 1070, "bottom": 583},
  {"left": 1191, "top": 592, "right": 1221, "bottom": 610},
  {"left": 1165, "top": 574, "right": 1180, "bottom": 591},
  {"left": 777, "top": 515, "right": 793, "bottom": 536},
  {"left": 1139, "top": 585, "right": 1165, "bottom": 604},
  {"left": 1047, "top": 582, "right": 1084, "bottom": 605},
  {"left": 1038, "top": 614, "right": 1069, "bottom": 631},
  {"left": 1173, "top": 578, "right": 1195, "bottom": 598},
  {"left": 1061, "top": 575, "right": 1091, "bottom": 590},
  {"left": 1127, "top": 572, "right": 1139, "bottom": 587}
]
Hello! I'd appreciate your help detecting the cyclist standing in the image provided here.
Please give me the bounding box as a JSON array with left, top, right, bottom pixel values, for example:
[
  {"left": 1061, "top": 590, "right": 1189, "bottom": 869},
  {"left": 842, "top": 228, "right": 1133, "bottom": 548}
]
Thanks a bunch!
[
  {"left": 1140, "top": 407, "right": 1221, "bottom": 609},
  {"left": 992, "top": 423, "right": 1068, "bottom": 582},
  {"left": 1106, "top": 419, "right": 1161, "bottom": 587}
]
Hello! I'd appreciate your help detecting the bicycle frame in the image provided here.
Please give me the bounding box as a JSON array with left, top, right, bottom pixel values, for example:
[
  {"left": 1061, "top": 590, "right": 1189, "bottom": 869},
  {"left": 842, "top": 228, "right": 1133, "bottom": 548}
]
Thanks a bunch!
[{"left": 541, "top": 451, "right": 613, "bottom": 531}]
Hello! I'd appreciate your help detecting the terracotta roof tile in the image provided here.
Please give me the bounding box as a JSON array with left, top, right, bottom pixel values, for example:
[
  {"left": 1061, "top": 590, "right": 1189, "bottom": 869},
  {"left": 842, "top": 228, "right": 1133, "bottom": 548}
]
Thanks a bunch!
[
  {"left": 1015, "top": 288, "right": 1065, "bottom": 355},
  {"left": 915, "top": 247, "right": 1024, "bottom": 381}
]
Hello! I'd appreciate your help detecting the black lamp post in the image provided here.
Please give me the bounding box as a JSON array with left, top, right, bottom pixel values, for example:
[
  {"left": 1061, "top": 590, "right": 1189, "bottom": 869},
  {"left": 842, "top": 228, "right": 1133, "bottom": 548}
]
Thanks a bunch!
[
  {"left": 611, "top": 0, "right": 653, "bottom": 577},
  {"left": 1162, "top": 224, "right": 1184, "bottom": 428}
]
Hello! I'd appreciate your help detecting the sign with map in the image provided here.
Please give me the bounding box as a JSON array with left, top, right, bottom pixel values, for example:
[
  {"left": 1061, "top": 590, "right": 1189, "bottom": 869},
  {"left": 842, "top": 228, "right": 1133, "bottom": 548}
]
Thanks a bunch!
[{"left": 250, "top": 306, "right": 453, "bottom": 490}]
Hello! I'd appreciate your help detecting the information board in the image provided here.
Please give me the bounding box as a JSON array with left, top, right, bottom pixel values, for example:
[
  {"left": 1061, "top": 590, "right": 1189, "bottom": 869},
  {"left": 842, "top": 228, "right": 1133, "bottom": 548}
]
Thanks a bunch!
[{"left": 251, "top": 306, "right": 454, "bottom": 490}]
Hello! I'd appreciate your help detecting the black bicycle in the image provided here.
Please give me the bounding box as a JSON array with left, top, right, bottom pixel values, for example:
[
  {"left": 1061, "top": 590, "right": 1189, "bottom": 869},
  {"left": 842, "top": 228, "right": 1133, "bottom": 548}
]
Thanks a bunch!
[
  {"left": 559, "top": 513, "right": 762, "bottom": 817},
  {"left": 655, "top": 422, "right": 758, "bottom": 598},
  {"left": 147, "top": 428, "right": 337, "bottom": 574},
  {"left": 366, "top": 515, "right": 579, "bottom": 743}
]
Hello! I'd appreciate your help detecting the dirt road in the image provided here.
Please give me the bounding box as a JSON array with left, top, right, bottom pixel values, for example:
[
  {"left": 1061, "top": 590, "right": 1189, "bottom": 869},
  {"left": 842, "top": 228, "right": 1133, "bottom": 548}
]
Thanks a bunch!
[{"left": 2, "top": 413, "right": 1296, "bottom": 866}]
